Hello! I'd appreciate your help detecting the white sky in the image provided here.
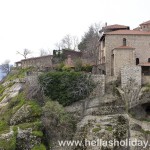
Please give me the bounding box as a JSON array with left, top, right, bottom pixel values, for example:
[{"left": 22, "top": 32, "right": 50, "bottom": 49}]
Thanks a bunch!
[{"left": 0, "top": 0, "right": 149, "bottom": 64}]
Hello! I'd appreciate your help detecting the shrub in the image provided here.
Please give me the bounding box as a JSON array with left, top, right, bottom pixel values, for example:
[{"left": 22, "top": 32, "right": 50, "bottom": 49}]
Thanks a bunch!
[
  {"left": 32, "top": 144, "right": 46, "bottom": 150},
  {"left": 55, "top": 62, "right": 65, "bottom": 71},
  {"left": 81, "top": 64, "right": 93, "bottom": 72},
  {"left": 0, "top": 136, "right": 16, "bottom": 150},
  {"left": 42, "top": 101, "right": 76, "bottom": 147},
  {"left": 38, "top": 72, "right": 95, "bottom": 106},
  {"left": 74, "top": 59, "right": 82, "bottom": 72},
  {"left": 62, "top": 65, "right": 72, "bottom": 72},
  {"left": 92, "top": 127, "right": 101, "bottom": 133}
]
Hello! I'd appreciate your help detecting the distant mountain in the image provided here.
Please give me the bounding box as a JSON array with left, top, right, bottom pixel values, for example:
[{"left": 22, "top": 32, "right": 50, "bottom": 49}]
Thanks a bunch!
[{"left": 0, "top": 69, "right": 6, "bottom": 81}]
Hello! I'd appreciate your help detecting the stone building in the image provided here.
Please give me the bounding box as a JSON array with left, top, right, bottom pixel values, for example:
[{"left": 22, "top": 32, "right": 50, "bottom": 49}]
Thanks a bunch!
[
  {"left": 98, "top": 21, "right": 150, "bottom": 77},
  {"left": 16, "top": 55, "right": 53, "bottom": 69},
  {"left": 16, "top": 49, "right": 82, "bottom": 69}
]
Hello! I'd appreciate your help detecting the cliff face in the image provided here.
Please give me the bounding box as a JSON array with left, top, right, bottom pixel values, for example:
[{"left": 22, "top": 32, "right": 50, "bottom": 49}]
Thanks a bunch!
[
  {"left": 0, "top": 69, "right": 45, "bottom": 150},
  {"left": 65, "top": 80, "right": 150, "bottom": 150},
  {"left": 0, "top": 68, "right": 150, "bottom": 150},
  {"left": 0, "top": 68, "right": 77, "bottom": 150}
]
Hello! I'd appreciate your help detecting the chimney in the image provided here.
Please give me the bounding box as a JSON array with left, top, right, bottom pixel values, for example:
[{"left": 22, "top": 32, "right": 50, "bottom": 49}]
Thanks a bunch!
[
  {"left": 66, "top": 55, "right": 73, "bottom": 67},
  {"left": 105, "top": 22, "right": 107, "bottom": 27}
]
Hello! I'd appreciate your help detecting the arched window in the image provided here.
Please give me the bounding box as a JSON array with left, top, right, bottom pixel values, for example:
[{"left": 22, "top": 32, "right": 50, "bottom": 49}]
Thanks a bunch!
[
  {"left": 136, "top": 58, "right": 139, "bottom": 65},
  {"left": 123, "top": 38, "right": 126, "bottom": 46},
  {"left": 148, "top": 58, "right": 150, "bottom": 62}
]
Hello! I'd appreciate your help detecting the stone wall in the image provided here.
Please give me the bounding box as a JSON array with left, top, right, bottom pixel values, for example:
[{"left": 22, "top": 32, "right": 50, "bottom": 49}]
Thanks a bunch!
[
  {"left": 21, "top": 55, "right": 53, "bottom": 69},
  {"left": 121, "top": 65, "right": 141, "bottom": 88},
  {"left": 104, "top": 34, "right": 150, "bottom": 76},
  {"left": 91, "top": 75, "right": 105, "bottom": 96},
  {"left": 142, "top": 76, "right": 150, "bottom": 84},
  {"left": 113, "top": 48, "right": 135, "bottom": 76}
]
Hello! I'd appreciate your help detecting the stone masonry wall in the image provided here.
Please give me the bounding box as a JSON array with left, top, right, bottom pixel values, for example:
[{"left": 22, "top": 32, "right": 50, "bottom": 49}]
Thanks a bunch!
[
  {"left": 105, "top": 34, "right": 150, "bottom": 76},
  {"left": 121, "top": 65, "right": 141, "bottom": 88},
  {"left": 91, "top": 75, "right": 105, "bottom": 96},
  {"left": 113, "top": 48, "right": 135, "bottom": 76}
]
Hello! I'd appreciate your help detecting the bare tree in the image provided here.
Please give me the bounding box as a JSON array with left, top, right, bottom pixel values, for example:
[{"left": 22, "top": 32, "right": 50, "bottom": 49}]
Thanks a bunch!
[
  {"left": 17, "top": 48, "right": 31, "bottom": 59},
  {"left": 78, "top": 22, "right": 102, "bottom": 64},
  {"left": 117, "top": 78, "right": 143, "bottom": 112},
  {"left": 72, "top": 36, "right": 79, "bottom": 50},
  {"left": 39, "top": 49, "right": 48, "bottom": 56},
  {"left": 0, "top": 60, "right": 10, "bottom": 74},
  {"left": 55, "top": 42, "right": 62, "bottom": 50},
  {"left": 61, "top": 34, "right": 72, "bottom": 49}
]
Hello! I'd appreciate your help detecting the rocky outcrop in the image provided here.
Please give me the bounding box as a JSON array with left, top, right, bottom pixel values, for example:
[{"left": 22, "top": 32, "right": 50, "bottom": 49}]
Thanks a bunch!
[
  {"left": 0, "top": 82, "right": 23, "bottom": 108},
  {"left": 10, "top": 104, "right": 31, "bottom": 125},
  {"left": 0, "top": 127, "right": 14, "bottom": 140},
  {"left": 16, "top": 128, "right": 41, "bottom": 150}
]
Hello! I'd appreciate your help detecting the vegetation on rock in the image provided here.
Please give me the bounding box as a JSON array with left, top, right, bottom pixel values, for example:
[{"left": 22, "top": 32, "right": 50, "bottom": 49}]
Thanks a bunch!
[
  {"left": 39, "top": 71, "right": 95, "bottom": 106},
  {"left": 42, "top": 100, "right": 76, "bottom": 148}
]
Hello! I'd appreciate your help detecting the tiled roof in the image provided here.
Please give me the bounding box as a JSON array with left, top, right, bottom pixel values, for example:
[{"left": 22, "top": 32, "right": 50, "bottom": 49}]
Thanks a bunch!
[
  {"left": 21, "top": 55, "right": 52, "bottom": 61},
  {"left": 140, "top": 20, "right": 150, "bottom": 25},
  {"left": 106, "top": 30, "right": 150, "bottom": 35},
  {"left": 114, "top": 46, "right": 135, "bottom": 49},
  {"left": 104, "top": 24, "right": 129, "bottom": 29},
  {"left": 138, "top": 63, "right": 150, "bottom": 66}
]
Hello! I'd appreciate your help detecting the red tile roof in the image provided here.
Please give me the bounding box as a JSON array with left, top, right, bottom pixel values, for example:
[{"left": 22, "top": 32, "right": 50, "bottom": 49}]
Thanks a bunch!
[
  {"left": 106, "top": 30, "right": 150, "bottom": 35},
  {"left": 104, "top": 24, "right": 129, "bottom": 29},
  {"left": 21, "top": 55, "right": 52, "bottom": 61},
  {"left": 140, "top": 20, "right": 150, "bottom": 25},
  {"left": 114, "top": 46, "right": 135, "bottom": 49},
  {"left": 139, "top": 63, "right": 150, "bottom": 66}
]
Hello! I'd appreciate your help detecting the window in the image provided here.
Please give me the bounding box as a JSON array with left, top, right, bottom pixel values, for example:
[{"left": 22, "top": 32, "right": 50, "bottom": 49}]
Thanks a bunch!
[
  {"left": 148, "top": 58, "right": 150, "bottom": 62},
  {"left": 123, "top": 38, "right": 126, "bottom": 46},
  {"left": 136, "top": 58, "right": 139, "bottom": 65}
]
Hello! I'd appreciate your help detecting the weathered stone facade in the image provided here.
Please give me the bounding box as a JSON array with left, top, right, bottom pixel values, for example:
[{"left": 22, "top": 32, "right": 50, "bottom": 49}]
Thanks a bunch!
[
  {"left": 91, "top": 75, "right": 105, "bottom": 96},
  {"left": 101, "top": 34, "right": 150, "bottom": 76},
  {"left": 113, "top": 46, "right": 135, "bottom": 76},
  {"left": 16, "top": 55, "right": 53, "bottom": 69},
  {"left": 99, "top": 20, "right": 150, "bottom": 79},
  {"left": 121, "top": 65, "right": 141, "bottom": 88}
]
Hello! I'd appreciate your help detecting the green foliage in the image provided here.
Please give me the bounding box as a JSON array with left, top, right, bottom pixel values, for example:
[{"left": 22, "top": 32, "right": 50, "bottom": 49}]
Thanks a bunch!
[
  {"left": 42, "top": 101, "right": 76, "bottom": 146},
  {"left": 113, "top": 116, "right": 127, "bottom": 141},
  {"left": 0, "top": 121, "right": 8, "bottom": 131},
  {"left": 28, "top": 101, "right": 42, "bottom": 118},
  {"left": 105, "top": 126, "right": 113, "bottom": 132},
  {"left": 32, "top": 144, "right": 46, "bottom": 150},
  {"left": 62, "top": 65, "right": 72, "bottom": 72},
  {"left": 0, "top": 94, "right": 7, "bottom": 102},
  {"left": 8, "top": 92, "right": 26, "bottom": 110},
  {"left": 92, "top": 127, "right": 101, "bottom": 133},
  {"left": 13, "top": 121, "right": 42, "bottom": 132},
  {"left": 32, "top": 131, "right": 43, "bottom": 137},
  {"left": 81, "top": 64, "right": 93, "bottom": 72},
  {"left": 141, "top": 129, "right": 150, "bottom": 135},
  {"left": 143, "top": 84, "right": 150, "bottom": 93},
  {"left": 4, "top": 67, "right": 33, "bottom": 82},
  {"left": 39, "top": 71, "right": 95, "bottom": 106},
  {"left": 74, "top": 59, "right": 82, "bottom": 71},
  {"left": 0, "top": 93, "right": 26, "bottom": 127},
  {"left": 0, "top": 85, "right": 5, "bottom": 95},
  {"left": 55, "top": 62, "right": 65, "bottom": 71},
  {"left": 0, "top": 136, "right": 16, "bottom": 150}
]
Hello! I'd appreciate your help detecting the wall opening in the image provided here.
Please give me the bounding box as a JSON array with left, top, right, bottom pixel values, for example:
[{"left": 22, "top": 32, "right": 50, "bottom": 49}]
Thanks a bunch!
[
  {"left": 148, "top": 58, "right": 150, "bottom": 62},
  {"left": 111, "top": 54, "right": 114, "bottom": 76},
  {"left": 123, "top": 38, "right": 126, "bottom": 46},
  {"left": 136, "top": 58, "right": 139, "bottom": 65}
]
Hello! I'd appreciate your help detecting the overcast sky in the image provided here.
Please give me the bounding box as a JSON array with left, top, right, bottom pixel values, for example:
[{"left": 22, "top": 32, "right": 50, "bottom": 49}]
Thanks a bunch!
[{"left": 0, "top": 0, "right": 149, "bottom": 64}]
